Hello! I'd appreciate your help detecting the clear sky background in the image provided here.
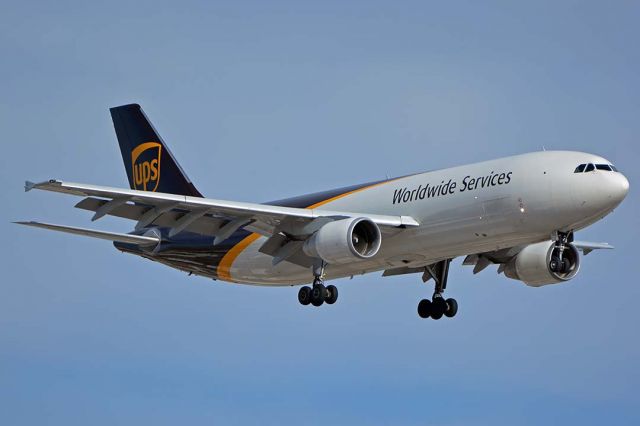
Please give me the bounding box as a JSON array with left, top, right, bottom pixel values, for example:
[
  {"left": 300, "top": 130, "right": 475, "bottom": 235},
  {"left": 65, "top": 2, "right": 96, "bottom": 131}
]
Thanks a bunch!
[{"left": 1, "top": 1, "right": 639, "bottom": 424}]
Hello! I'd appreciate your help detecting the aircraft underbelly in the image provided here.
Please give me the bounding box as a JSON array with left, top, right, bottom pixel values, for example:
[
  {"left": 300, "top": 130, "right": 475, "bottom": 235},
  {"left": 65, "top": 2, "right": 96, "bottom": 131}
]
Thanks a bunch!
[{"left": 229, "top": 231, "right": 546, "bottom": 286}]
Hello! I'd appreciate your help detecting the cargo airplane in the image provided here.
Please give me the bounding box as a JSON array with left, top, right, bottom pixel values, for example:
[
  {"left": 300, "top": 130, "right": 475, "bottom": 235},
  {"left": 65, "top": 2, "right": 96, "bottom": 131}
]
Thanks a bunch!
[{"left": 17, "top": 104, "right": 629, "bottom": 319}]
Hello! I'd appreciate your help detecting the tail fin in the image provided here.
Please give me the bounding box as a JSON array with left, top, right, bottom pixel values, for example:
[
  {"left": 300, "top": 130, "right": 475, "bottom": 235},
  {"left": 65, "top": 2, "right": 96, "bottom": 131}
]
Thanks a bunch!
[{"left": 110, "top": 103, "right": 203, "bottom": 197}]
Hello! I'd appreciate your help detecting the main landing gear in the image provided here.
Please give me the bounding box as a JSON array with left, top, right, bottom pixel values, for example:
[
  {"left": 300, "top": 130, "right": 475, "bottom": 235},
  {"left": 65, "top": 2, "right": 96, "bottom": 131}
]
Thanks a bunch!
[
  {"left": 297, "top": 262, "right": 338, "bottom": 307},
  {"left": 417, "top": 259, "right": 458, "bottom": 320}
]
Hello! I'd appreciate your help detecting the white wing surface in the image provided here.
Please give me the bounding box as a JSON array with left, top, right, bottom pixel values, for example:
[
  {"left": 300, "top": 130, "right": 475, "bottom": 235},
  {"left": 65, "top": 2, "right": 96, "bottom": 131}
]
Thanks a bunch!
[
  {"left": 15, "top": 221, "right": 160, "bottom": 245},
  {"left": 25, "top": 180, "right": 419, "bottom": 243}
]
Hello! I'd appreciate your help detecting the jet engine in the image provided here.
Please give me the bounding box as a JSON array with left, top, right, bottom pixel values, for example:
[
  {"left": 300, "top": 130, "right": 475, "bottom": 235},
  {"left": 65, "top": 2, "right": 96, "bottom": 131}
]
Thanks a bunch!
[
  {"left": 303, "top": 217, "right": 382, "bottom": 264},
  {"left": 504, "top": 241, "right": 580, "bottom": 287}
]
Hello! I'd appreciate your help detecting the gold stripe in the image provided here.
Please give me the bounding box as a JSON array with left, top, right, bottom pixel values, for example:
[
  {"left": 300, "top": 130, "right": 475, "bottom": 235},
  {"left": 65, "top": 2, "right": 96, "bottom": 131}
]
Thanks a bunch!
[
  {"left": 217, "top": 233, "right": 261, "bottom": 282},
  {"left": 305, "top": 180, "right": 396, "bottom": 209}
]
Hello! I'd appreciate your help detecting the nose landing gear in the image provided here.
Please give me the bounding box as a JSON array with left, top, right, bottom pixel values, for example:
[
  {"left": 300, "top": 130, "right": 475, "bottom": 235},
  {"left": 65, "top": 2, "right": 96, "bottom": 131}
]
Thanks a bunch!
[
  {"left": 549, "top": 231, "right": 574, "bottom": 274},
  {"left": 549, "top": 257, "right": 570, "bottom": 274},
  {"left": 417, "top": 259, "right": 458, "bottom": 320}
]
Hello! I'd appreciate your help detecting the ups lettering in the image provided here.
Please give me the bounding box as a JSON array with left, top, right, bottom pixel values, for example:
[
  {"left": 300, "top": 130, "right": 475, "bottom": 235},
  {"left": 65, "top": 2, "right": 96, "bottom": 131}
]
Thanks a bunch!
[
  {"left": 133, "top": 159, "right": 159, "bottom": 190},
  {"left": 131, "top": 142, "right": 162, "bottom": 191}
]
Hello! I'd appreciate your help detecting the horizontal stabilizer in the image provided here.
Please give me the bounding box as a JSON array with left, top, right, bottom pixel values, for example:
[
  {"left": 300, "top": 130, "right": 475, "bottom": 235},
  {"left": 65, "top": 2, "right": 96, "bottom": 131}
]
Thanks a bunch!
[{"left": 14, "top": 221, "right": 159, "bottom": 245}]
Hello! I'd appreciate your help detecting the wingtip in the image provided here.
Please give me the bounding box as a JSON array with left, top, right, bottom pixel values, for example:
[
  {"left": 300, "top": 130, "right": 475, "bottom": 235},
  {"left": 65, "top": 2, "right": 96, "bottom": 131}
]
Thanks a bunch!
[{"left": 24, "top": 179, "right": 62, "bottom": 192}]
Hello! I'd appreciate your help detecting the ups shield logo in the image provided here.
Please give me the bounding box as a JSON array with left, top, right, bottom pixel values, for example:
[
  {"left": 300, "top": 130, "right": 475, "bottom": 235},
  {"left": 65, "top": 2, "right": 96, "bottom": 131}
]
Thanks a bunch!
[{"left": 132, "top": 142, "right": 162, "bottom": 191}]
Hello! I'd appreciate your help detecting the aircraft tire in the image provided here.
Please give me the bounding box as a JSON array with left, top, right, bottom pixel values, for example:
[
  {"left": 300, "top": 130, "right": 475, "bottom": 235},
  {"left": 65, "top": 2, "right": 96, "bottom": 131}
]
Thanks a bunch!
[
  {"left": 298, "top": 286, "right": 312, "bottom": 305},
  {"left": 311, "top": 284, "right": 325, "bottom": 307},
  {"left": 445, "top": 298, "right": 458, "bottom": 318},
  {"left": 325, "top": 285, "right": 338, "bottom": 304},
  {"left": 431, "top": 298, "right": 447, "bottom": 320},
  {"left": 417, "top": 299, "right": 432, "bottom": 318}
]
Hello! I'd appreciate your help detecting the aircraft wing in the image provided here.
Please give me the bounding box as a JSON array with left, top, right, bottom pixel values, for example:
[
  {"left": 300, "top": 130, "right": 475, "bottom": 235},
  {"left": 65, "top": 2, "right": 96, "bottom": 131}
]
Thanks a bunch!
[
  {"left": 14, "top": 221, "right": 160, "bottom": 246},
  {"left": 459, "top": 240, "right": 615, "bottom": 275},
  {"left": 572, "top": 241, "right": 614, "bottom": 255},
  {"left": 25, "top": 180, "right": 419, "bottom": 245},
  {"left": 383, "top": 240, "right": 616, "bottom": 280}
]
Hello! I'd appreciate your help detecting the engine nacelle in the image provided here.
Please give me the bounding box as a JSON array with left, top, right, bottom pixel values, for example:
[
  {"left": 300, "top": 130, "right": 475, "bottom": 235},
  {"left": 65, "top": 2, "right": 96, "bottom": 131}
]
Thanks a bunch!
[
  {"left": 504, "top": 241, "right": 580, "bottom": 287},
  {"left": 303, "top": 217, "right": 382, "bottom": 264}
]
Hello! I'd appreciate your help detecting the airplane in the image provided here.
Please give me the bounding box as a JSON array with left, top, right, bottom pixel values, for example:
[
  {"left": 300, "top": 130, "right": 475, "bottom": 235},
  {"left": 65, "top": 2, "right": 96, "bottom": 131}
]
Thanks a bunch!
[{"left": 16, "top": 104, "right": 630, "bottom": 320}]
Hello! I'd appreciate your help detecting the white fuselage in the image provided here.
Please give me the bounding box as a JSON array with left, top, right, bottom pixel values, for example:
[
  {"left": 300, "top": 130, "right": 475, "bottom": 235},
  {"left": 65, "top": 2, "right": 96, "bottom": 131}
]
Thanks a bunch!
[{"left": 228, "top": 151, "right": 628, "bottom": 285}]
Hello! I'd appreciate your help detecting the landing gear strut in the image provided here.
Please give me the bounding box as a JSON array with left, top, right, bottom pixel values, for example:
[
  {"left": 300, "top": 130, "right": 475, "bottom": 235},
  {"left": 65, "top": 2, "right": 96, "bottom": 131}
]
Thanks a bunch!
[
  {"left": 297, "top": 262, "right": 338, "bottom": 307},
  {"left": 550, "top": 231, "right": 573, "bottom": 274},
  {"left": 417, "top": 259, "right": 458, "bottom": 320}
]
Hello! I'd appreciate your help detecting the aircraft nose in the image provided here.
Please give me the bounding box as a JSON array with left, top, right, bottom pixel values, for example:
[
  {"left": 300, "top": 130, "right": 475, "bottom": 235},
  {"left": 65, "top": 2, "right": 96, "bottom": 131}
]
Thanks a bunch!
[
  {"left": 602, "top": 173, "right": 629, "bottom": 209},
  {"left": 609, "top": 172, "right": 629, "bottom": 206}
]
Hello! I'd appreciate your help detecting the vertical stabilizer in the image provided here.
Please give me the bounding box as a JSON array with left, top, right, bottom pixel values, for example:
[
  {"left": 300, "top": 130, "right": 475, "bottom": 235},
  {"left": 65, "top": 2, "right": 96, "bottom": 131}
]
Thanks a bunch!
[{"left": 110, "top": 104, "right": 203, "bottom": 197}]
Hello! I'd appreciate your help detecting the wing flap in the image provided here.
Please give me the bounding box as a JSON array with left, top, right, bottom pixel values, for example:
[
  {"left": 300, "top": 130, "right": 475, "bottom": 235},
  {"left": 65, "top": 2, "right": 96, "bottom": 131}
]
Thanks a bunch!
[{"left": 75, "top": 197, "right": 226, "bottom": 236}]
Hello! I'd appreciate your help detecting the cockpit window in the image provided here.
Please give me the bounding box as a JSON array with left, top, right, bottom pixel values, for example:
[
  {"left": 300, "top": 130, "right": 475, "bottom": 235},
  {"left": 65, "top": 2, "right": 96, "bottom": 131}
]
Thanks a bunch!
[{"left": 575, "top": 163, "right": 619, "bottom": 173}]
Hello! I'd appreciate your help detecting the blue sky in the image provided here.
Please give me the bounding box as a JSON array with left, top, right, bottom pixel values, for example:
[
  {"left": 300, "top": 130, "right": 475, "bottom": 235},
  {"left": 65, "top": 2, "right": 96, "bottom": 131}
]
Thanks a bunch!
[{"left": 1, "top": 1, "right": 639, "bottom": 424}]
